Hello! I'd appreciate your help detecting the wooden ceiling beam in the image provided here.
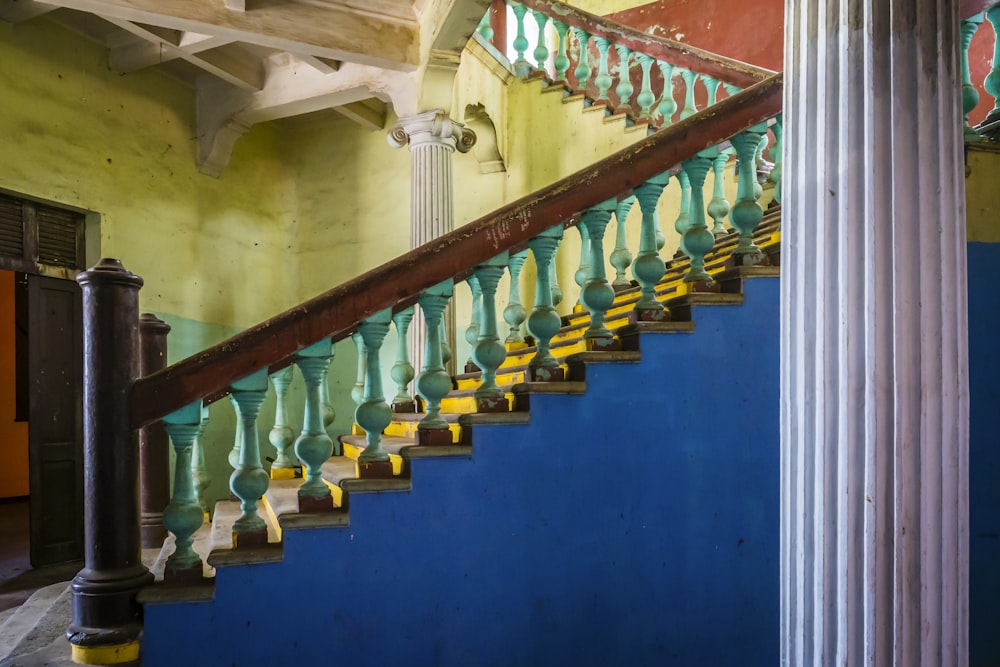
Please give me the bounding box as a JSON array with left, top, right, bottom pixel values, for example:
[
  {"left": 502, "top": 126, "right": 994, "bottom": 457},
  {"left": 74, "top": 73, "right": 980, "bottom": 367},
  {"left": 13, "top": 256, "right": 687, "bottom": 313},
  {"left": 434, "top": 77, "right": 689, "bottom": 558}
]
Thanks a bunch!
[{"left": 0, "top": 0, "right": 57, "bottom": 22}]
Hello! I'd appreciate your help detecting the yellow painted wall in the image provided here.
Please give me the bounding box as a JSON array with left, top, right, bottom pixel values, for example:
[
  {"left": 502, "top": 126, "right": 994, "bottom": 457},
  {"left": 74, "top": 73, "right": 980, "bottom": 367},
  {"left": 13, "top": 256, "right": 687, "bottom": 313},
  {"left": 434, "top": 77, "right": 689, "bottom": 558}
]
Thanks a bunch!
[
  {"left": 966, "top": 144, "right": 1000, "bottom": 243},
  {"left": 0, "top": 270, "right": 29, "bottom": 498}
]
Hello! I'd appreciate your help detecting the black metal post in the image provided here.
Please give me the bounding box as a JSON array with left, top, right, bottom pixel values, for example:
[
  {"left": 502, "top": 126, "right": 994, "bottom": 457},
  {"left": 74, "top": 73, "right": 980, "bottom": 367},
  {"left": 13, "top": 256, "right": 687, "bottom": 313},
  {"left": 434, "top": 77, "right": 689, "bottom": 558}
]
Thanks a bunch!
[{"left": 67, "top": 259, "right": 153, "bottom": 665}]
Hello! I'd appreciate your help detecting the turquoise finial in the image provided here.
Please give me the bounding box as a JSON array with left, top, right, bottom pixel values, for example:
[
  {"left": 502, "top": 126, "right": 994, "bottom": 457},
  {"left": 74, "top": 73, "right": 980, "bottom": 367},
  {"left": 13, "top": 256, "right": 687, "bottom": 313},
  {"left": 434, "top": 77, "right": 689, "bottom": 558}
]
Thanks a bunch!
[
  {"left": 527, "top": 226, "right": 564, "bottom": 381},
  {"left": 632, "top": 172, "right": 670, "bottom": 321},
  {"left": 679, "top": 148, "right": 718, "bottom": 283},
  {"left": 294, "top": 338, "right": 334, "bottom": 510},
  {"left": 593, "top": 37, "right": 613, "bottom": 103},
  {"left": 610, "top": 195, "right": 636, "bottom": 290},
  {"left": 614, "top": 44, "right": 634, "bottom": 112},
  {"left": 229, "top": 368, "right": 270, "bottom": 546},
  {"left": 356, "top": 309, "right": 394, "bottom": 463},
  {"left": 473, "top": 253, "right": 510, "bottom": 411},
  {"left": 504, "top": 249, "right": 529, "bottom": 344},
  {"left": 579, "top": 199, "right": 618, "bottom": 348},
  {"left": 656, "top": 60, "right": 677, "bottom": 125}
]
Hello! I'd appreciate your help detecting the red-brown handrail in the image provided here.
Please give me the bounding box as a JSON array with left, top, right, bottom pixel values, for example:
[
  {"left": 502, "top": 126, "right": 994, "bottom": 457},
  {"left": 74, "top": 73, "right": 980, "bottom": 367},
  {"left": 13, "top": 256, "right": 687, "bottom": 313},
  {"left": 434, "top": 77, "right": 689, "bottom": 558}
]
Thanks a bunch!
[
  {"left": 963, "top": 0, "right": 1000, "bottom": 17},
  {"left": 517, "top": 0, "right": 775, "bottom": 89},
  {"left": 130, "top": 72, "right": 783, "bottom": 429}
]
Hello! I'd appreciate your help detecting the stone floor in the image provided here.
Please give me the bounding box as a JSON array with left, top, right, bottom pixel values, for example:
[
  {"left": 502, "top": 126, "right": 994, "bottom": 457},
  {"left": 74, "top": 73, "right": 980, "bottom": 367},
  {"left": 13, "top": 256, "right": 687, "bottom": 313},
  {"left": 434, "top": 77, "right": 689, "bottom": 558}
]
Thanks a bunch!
[{"left": 0, "top": 500, "right": 80, "bottom": 613}]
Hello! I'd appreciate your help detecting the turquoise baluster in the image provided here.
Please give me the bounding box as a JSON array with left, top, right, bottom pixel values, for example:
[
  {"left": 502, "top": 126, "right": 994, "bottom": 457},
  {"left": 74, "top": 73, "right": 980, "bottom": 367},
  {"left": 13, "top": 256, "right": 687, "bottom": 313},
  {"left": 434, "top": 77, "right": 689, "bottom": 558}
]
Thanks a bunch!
[
  {"left": 531, "top": 10, "right": 549, "bottom": 72},
  {"left": 730, "top": 125, "right": 768, "bottom": 264},
  {"left": 593, "top": 37, "right": 613, "bottom": 104},
  {"left": 753, "top": 133, "right": 770, "bottom": 200},
  {"left": 227, "top": 393, "right": 242, "bottom": 470},
  {"left": 163, "top": 401, "right": 205, "bottom": 582},
  {"left": 723, "top": 82, "right": 741, "bottom": 97},
  {"left": 229, "top": 368, "right": 269, "bottom": 547},
  {"left": 679, "top": 69, "right": 699, "bottom": 120},
  {"left": 465, "top": 275, "right": 482, "bottom": 372},
  {"left": 294, "top": 338, "right": 334, "bottom": 511},
  {"left": 190, "top": 405, "right": 210, "bottom": 517},
  {"left": 679, "top": 148, "right": 718, "bottom": 283},
  {"left": 579, "top": 199, "right": 618, "bottom": 349},
  {"left": 416, "top": 281, "right": 455, "bottom": 445},
  {"left": 673, "top": 170, "right": 692, "bottom": 247},
  {"left": 770, "top": 115, "right": 783, "bottom": 204},
  {"left": 614, "top": 44, "right": 634, "bottom": 112},
  {"left": 656, "top": 60, "right": 677, "bottom": 125},
  {"left": 439, "top": 319, "right": 452, "bottom": 368},
  {"left": 504, "top": 249, "right": 528, "bottom": 345},
  {"left": 390, "top": 306, "right": 416, "bottom": 412},
  {"left": 320, "top": 362, "right": 335, "bottom": 439},
  {"left": 527, "top": 226, "right": 565, "bottom": 381},
  {"left": 632, "top": 172, "right": 670, "bottom": 321},
  {"left": 472, "top": 253, "right": 509, "bottom": 411},
  {"left": 610, "top": 195, "right": 636, "bottom": 290},
  {"left": 984, "top": 8, "right": 1000, "bottom": 124},
  {"left": 268, "top": 366, "right": 298, "bottom": 478},
  {"left": 553, "top": 20, "right": 570, "bottom": 82},
  {"left": 511, "top": 2, "right": 531, "bottom": 78},
  {"left": 707, "top": 148, "right": 733, "bottom": 238},
  {"left": 574, "top": 222, "right": 591, "bottom": 307},
  {"left": 702, "top": 75, "right": 720, "bottom": 107},
  {"left": 351, "top": 331, "right": 365, "bottom": 409},
  {"left": 961, "top": 13, "right": 985, "bottom": 140},
  {"left": 549, "top": 260, "right": 563, "bottom": 307},
  {"left": 477, "top": 9, "right": 493, "bottom": 41},
  {"left": 355, "top": 309, "right": 394, "bottom": 471},
  {"left": 571, "top": 28, "right": 592, "bottom": 94},
  {"left": 635, "top": 53, "right": 656, "bottom": 121}
]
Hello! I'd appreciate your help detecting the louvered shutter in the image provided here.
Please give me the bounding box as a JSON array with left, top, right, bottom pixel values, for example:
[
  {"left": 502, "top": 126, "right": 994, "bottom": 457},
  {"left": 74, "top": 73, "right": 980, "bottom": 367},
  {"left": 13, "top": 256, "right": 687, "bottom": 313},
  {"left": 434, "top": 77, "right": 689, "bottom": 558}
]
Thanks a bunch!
[
  {"left": 36, "top": 205, "right": 81, "bottom": 268},
  {"left": 0, "top": 193, "right": 23, "bottom": 259}
]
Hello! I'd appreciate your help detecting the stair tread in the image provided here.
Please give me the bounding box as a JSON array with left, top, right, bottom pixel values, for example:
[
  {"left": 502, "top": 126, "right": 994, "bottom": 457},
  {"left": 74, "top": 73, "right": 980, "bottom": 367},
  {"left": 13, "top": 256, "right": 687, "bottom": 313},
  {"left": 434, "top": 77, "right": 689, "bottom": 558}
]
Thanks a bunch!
[
  {"left": 264, "top": 478, "right": 350, "bottom": 531},
  {"left": 0, "top": 582, "right": 72, "bottom": 662},
  {"left": 147, "top": 520, "right": 215, "bottom": 583},
  {"left": 321, "top": 456, "right": 411, "bottom": 493},
  {"left": 206, "top": 500, "right": 283, "bottom": 568}
]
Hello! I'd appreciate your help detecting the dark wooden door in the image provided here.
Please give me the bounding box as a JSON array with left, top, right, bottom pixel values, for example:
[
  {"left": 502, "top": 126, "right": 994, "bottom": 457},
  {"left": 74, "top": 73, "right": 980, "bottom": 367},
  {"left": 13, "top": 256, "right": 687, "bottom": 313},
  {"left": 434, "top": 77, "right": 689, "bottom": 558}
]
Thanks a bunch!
[{"left": 26, "top": 273, "right": 84, "bottom": 566}]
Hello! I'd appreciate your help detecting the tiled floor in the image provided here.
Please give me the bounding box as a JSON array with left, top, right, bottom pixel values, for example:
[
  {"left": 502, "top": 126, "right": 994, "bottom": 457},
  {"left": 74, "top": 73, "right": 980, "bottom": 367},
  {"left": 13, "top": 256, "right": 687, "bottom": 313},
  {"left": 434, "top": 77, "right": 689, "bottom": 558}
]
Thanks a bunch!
[{"left": 0, "top": 499, "right": 80, "bottom": 613}]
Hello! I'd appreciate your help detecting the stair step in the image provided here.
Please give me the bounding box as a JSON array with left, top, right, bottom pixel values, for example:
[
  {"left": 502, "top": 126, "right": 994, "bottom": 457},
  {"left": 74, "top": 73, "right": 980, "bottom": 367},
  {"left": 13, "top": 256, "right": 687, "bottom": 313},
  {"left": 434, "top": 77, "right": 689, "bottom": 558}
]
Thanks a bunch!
[
  {"left": 146, "top": 519, "right": 215, "bottom": 582},
  {"left": 321, "top": 455, "right": 411, "bottom": 494},
  {"left": 206, "top": 500, "right": 283, "bottom": 569},
  {"left": 263, "top": 478, "right": 349, "bottom": 533},
  {"left": 0, "top": 581, "right": 71, "bottom": 663},
  {"left": 386, "top": 411, "right": 462, "bottom": 444}
]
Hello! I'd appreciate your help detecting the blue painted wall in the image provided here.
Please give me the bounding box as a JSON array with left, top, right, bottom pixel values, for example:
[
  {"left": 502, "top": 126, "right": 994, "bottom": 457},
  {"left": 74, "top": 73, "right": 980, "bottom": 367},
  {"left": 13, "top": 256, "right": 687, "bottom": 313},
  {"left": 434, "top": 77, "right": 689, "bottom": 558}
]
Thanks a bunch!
[
  {"left": 968, "top": 242, "right": 1000, "bottom": 667},
  {"left": 142, "top": 277, "right": 780, "bottom": 667}
]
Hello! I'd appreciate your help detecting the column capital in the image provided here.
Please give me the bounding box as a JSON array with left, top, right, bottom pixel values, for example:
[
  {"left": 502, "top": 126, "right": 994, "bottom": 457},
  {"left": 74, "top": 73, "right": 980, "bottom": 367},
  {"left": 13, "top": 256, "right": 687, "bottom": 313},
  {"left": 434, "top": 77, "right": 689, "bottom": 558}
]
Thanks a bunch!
[{"left": 387, "top": 109, "right": 477, "bottom": 153}]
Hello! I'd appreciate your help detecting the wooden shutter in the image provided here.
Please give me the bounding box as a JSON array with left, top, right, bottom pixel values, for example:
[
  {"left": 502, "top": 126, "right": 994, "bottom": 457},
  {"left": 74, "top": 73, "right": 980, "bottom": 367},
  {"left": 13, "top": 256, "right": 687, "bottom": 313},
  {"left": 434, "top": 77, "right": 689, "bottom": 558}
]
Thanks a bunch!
[{"left": 0, "top": 193, "right": 23, "bottom": 259}]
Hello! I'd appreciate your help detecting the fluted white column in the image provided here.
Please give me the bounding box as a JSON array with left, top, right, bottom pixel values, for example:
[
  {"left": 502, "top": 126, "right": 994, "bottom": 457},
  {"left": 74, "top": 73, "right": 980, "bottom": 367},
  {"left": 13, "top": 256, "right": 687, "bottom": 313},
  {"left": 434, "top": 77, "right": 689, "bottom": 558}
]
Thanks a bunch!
[
  {"left": 782, "top": 2, "right": 968, "bottom": 666},
  {"left": 388, "top": 110, "right": 476, "bottom": 380}
]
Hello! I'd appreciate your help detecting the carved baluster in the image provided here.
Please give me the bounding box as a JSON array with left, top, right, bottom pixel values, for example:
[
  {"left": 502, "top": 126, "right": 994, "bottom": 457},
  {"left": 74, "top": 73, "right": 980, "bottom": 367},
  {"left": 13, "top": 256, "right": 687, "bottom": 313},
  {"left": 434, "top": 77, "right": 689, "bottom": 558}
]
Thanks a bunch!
[
  {"left": 610, "top": 195, "right": 636, "bottom": 290},
  {"left": 227, "top": 394, "right": 242, "bottom": 470},
  {"left": 635, "top": 53, "right": 656, "bottom": 121},
  {"left": 531, "top": 10, "right": 550, "bottom": 72},
  {"left": 708, "top": 148, "right": 733, "bottom": 238},
  {"left": 440, "top": 319, "right": 452, "bottom": 369},
  {"left": 549, "top": 260, "right": 563, "bottom": 307},
  {"left": 770, "top": 115, "right": 784, "bottom": 204},
  {"left": 294, "top": 338, "right": 334, "bottom": 512},
  {"left": 723, "top": 82, "right": 741, "bottom": 97},
  {"left": 679, "top": 148, "right": 718, "bottom": 284},
  {"left": 511, "top": 2, "right": 531, "bottom": 77},
  {"left": 730, "top": 125, "right": 768, "bottom": 265},
  {"left": 961, "top": 13, "right": 984, "bottom": 140},
  {"left": 477, "top": 9, "right": 493, "bottom": 41},
  {"left": 356, "top": 309, "right": 394, "bottom": 476},
  {"left": 571, "top": 27, "right": 592, "bottom": 93},
  {"left": 632, "top": 173, "right": 670, "bottom": 322},
  {"left": 320, "top": 362, "right": 335, "bottom": 438},
  {"left": 465, "top": 275, "right": 483, "bottom": 372},
  {"left": 268, "top": 366, "right": 298, "bottom": 479},
  {"left": 673, "top": 170, "right": 692, "bottom": 248},
  {"left": 390, "top": 306, "right": 416, "bottom": 412},
  {"left": 574, "top": 223, "right": 591, "bottom": 307},
  {"left": 527, "top": 226, "right": 565, "bottom": 381},
  {"left": 679, "top": 69, "right": 699, "bottom": 119},
  {"left": 656, "top": 60, "right": 677, "bottom": 125},
  {"left": 753, "top": 133, "right": 769, "bottom": 199},
  {"left": 552, "top": 19, "right": 570, "bottom": 82},
  {"left": 579, "top": 199, "right": 618, "bottom": 349},
  {"left": 229, "top": 368, "right": 270, "bottom": 548},
  {"left": 473, "top": 253, "right": 510, "bottom": 411},
  {"left": 613, "top": 44, "right": 634, "bottom": 112},
  {"left": 191, "top": 405, "right": 210, "bottom": 517},
  {"left": 593, "top": 36, "right": 613, "bottom": 104},
  {"left": 984, "top": 8, "right": 1000, "bottom": 125},
  {"left": 416, "top": 281, "right": 455, "bottom": 445},
  {"left": 702, "top": 74, "right": 720, "bottom": 107},
  {"left": 504, "top": 249, "right": 528, "bottom": 345},
  {"left": 162, "top": 402, "right": 205, "bottom": 583},
  {"left": 351, "top": 331, "right": 366, "bottom": 409}
]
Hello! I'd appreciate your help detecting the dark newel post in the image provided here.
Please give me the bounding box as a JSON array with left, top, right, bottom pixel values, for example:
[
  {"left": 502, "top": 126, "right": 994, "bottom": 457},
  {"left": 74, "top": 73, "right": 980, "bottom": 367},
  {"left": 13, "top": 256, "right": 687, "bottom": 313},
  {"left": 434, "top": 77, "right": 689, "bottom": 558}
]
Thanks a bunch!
[
  {"left": 67, "top": 259, "right": 153, "bottom": 665},
  {"left": 138, "top": 314, "right": 171, "bottom": 549}
]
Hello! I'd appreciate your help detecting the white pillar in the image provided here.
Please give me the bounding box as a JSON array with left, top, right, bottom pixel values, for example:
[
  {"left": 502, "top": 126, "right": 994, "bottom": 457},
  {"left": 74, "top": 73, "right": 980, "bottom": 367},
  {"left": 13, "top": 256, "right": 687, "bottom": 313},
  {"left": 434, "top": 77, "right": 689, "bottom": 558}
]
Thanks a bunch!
[
  {"left": 388, "top": 110, "right": 476, "bottom": 379},
  {"left": 781, "top": 1, "right": 969, "bottom": 665}
]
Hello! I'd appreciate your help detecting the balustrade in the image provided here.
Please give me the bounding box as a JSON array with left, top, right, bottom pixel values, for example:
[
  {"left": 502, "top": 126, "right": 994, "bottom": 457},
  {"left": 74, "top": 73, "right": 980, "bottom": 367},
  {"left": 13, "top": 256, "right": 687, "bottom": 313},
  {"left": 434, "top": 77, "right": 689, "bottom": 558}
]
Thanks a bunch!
[
  {"left": 228, "top": 368, "right": 270, "bottom": 548},
  {"left": 632, "top": 172, "right": 670, "bottom": 321},
  {"left": 268, "top": 366, "right": 298, "bottom": 479},
  {"left": 527, "top": 226, "right": 565, "bottom": 381},
  {"left": 416, "top": 281, "right": 455, "bottom": 445},
  {"left": 391, "top": 307, "right": 416, "bottom": 412},
  {"left": 295, "top": 339, "right": 335, "bottom": 511},
  {"left": 163, "top": 402, "right": 205, "bottom": 583},
  {"left": 707, "top": 148, "right": 733, "bottom": 237},
  {"left": 679, "top": 149, "right": 718, "bottom": 283},
  {"left": 355, "top": 310, "right": 395, "bottom": 476},
  {"left": 504, "top": 249, "right": 529, "bottom": 345},
  {"left": 579, "top": 200, "right": 618, "bottom": 349},
  {"left": 472, "top": 253, "right": 510, "bottom": 411},
  {"left": 465, "top": 275, "right": 483, "bottom": 372},
  {"left": 610, "top": 195, "right": 636, "bottom": 290},
  {"left": 729, "top": 125, "right": 768, "bottom": 265}
]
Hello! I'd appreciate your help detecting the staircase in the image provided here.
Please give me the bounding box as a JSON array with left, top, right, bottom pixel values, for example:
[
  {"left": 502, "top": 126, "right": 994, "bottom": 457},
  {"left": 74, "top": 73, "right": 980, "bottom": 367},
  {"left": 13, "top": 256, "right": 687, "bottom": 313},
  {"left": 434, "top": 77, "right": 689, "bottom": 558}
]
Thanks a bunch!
[{"left": 138, "top": 208, "right": 782, "bottom": 666}]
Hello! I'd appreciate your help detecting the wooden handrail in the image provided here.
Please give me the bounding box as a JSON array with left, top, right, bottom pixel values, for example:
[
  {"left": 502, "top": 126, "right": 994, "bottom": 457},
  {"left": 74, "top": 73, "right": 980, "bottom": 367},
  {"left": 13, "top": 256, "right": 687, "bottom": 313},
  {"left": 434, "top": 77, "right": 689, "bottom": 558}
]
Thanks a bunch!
[
  {"left": 517, "top": 0, "right": 775, "bottom": 90},
  {"left": 962, "top": 0, "right": 1000, "bottom": 17},
  {"left": 130, "top": 72, "right": 783, "bottom": 429}
]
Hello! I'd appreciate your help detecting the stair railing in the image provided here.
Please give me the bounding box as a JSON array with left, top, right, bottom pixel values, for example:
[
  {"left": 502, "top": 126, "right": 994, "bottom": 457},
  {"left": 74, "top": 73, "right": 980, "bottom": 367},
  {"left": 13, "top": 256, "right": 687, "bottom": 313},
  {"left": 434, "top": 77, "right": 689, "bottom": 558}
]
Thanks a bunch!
[
  {"left": 479, "top": 0, "right": 775, "bottom": 126},
  {"left": 68, "top": 70, "right": 782, "bottom": 658}
]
